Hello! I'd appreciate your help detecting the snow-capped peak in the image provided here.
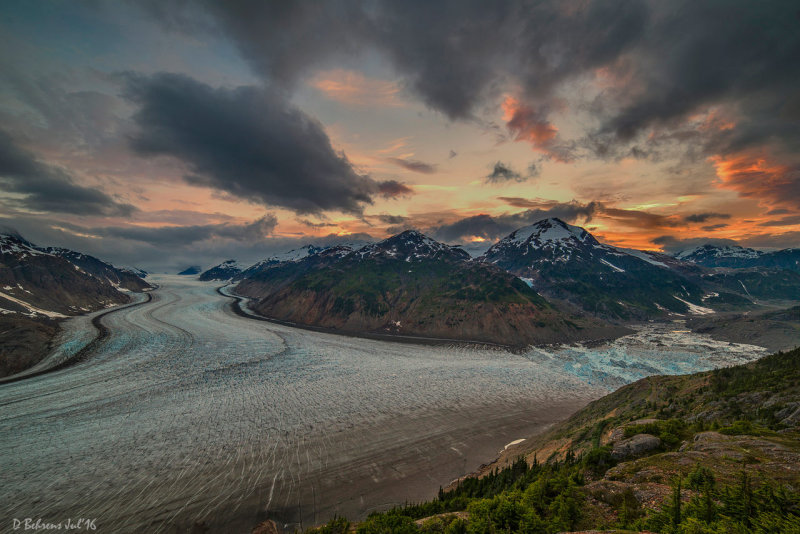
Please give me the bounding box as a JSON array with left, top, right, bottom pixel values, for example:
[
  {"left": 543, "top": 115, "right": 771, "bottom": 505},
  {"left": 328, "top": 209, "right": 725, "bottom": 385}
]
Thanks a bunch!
[
  {"left": 268, "top": 244, "right": 326, "bottom": 263},
  {"left": 675, "top": 244, "right": 763, "bottom": 261},
  {"left": 493, "top": 218, "right": 600, "bottom": 254},
  {"left": 356, "top": 230, "right": 468, "bottom": 262},
  {"left": 0, "top": 233, "right": 47, "bottom": 257}
]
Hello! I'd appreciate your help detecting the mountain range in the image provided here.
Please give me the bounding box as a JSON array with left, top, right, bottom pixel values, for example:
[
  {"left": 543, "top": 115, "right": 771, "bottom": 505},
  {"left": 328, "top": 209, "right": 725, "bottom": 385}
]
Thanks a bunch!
[
  {"left": 232, "top": 230, "right": 624, "bottom": 347},
  {"left": 200, "top": 218, "right": 800, "bottom": 347}
]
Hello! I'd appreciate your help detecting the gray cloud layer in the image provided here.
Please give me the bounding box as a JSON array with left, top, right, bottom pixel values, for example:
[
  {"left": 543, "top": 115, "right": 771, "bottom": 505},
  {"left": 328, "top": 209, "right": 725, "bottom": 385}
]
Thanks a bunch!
[
  {"left": 0, "top": 129, "right": 135, "bottom": 216},
  {"left": 97, "top": 215, "right": 278, "bottom": 246}
]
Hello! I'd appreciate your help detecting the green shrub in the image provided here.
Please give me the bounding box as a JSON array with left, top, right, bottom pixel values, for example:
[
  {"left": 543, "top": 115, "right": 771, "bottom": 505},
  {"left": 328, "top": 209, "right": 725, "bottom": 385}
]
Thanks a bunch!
[
  {"left": 583, "top": 446, "right": 615, "bottom": 475},
  {"left": 719, "top": 420, "right": 763, "bottom": 436}
]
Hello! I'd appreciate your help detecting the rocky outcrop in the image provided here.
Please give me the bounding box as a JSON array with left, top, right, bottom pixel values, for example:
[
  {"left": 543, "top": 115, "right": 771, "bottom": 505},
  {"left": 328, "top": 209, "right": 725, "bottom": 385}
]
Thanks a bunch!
[
  {"left": 775, "top": 402, "right": 800, "bottom": 426},
  {"left": 611, "top": 434, "right": 662, "bottom": 460}
]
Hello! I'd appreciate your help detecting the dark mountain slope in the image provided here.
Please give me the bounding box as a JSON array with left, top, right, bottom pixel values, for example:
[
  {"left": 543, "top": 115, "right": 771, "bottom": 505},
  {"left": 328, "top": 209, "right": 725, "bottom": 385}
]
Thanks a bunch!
[
  {"left": 698, "top": 268, "right": 800, "bottom": 301},
  {"left": 0, "top": 314, "right": 59, "bottom": 377},
  {"left": 0, "top": 233, "right": 130, "bottom": 315},
  {"left": 688, "top": 304, "right": 800, "bottom": 351}
]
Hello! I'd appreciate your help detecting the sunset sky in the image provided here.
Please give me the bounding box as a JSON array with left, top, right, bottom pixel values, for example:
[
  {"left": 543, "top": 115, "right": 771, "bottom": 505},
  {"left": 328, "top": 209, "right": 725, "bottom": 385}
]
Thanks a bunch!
[{"left": 1, "top": 1, "right": 798, "bottom": 271}]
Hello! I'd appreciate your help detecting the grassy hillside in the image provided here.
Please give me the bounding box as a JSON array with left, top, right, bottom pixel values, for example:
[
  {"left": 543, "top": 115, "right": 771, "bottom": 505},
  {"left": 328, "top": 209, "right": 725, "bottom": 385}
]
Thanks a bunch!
[{"left": 292, "top": 347, "right": 800, "bottom": 534}]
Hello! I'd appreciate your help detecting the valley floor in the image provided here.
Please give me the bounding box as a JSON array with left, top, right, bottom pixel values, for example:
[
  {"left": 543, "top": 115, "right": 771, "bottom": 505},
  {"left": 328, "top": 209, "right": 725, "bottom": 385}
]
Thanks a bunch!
[{"left": 0, "top": 277, "right": 768, "bottom": 533}]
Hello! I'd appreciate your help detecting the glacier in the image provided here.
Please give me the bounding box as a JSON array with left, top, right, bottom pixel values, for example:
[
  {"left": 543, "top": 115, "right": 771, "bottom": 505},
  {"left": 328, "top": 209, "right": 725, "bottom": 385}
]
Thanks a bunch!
[{"left": 0, "top": 276, "right": 766, "bottom": 532}]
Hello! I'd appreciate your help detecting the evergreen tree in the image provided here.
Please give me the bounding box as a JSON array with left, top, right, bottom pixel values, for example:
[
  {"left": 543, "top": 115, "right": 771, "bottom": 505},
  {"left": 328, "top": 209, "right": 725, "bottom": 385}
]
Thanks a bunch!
[{"left": 671, "top": 477, "right": 682, "bottom": 531}]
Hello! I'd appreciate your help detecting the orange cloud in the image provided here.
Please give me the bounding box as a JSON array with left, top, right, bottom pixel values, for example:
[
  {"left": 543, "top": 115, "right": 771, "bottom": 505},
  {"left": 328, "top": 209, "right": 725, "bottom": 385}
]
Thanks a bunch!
[
  {"left": 309, "top": 69, "right": 403, "bottom": 107},
  {"left": 711, "top": 153, "right": 800, "bottom": 209},
  {"left": 501, "top": 96, "right": 574, "bottom": 162}
]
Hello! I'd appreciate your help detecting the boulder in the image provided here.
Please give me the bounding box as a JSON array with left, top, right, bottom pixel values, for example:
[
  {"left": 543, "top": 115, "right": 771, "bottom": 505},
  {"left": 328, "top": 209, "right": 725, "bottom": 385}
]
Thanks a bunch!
[{"left": 776, "top": 402, "right": 800, "bottom": 426}]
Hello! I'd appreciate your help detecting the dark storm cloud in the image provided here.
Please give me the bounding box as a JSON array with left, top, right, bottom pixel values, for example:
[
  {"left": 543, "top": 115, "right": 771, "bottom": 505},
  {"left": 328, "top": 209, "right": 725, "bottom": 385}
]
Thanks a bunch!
[
  {"left": 701, "top": 223, "right": 729, "bottom": 232},
  {"left": 142, "top": 0, "right": 647, "bottom": 121},
  {"left": 386, "top": 157, "right": 437, "bottom": 174},
  {"left": 684, "top": 213, "right": 731, "bottom": 223},
  {"left": 431, "top": 201, "right": 601, "bottom": 241},
  {"left": 431, "top": 215, "right": 505, "bottom": 242},
  {"left": 375, "top": 214, "right": 407, "bottom": 225},
  {"left": 486, "top": 162, "right": 522, "bottom": 183},
  {"left": 758, "top": 215, "right": 800, "bottom": 227},
  {"left": 144, "top": 1, "right": 800, "bottom": 208},
  {"left": 766, "top": 208, "right": 791, "bottom": 216},
  {"left": 375, "top": 179, "right": 413, "bottom": 198},
  {"left": 0, "top": 129, "right": 135, "bottom": 216},
  {"left": 602, "top": 207, "right": 680, "bottom": 230},
  {"left": 742, "top": 231, "right": 800, "bottom": 250},
  {"left": 599, "top": 2, "right": 800, "bottom": 147},
  {"left": 485, "top": 161, "right": 540, "bottom": 184},
  {"left": 123, "top": 72, "right": 404, "bottom": 215},
  {"left": 297, "top": 219, "right": 337, "bottom": 229},
  {"left": 496, "top": 198, "right": 677, "bottom": 230}
]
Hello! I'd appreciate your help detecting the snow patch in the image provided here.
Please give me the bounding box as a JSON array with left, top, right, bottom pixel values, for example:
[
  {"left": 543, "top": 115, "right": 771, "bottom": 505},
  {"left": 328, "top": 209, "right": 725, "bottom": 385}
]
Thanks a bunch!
[
  {"left": 614, "top": 247, "right": 669, "bottom": 268},
  {"left": 739, "top": 280, "right": 752, "bottom": 298},
  {"left": 673, "top": 296, "right": 714, "bottom": 315},
  {"left": 504, "top": 438, "right": 526, "bottom": 450},
  {"left": 0, "top": 290, "right": 66, "bottom": 318},
  {"left": 600, "top": 258, "right": 625, "bottom": 273}
]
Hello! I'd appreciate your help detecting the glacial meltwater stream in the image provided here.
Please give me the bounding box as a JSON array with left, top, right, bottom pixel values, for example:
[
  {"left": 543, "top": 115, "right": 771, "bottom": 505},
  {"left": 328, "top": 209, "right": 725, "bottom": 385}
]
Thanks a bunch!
[{"left": 0, "top": 276, "right": 766, "bottom": 533}]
